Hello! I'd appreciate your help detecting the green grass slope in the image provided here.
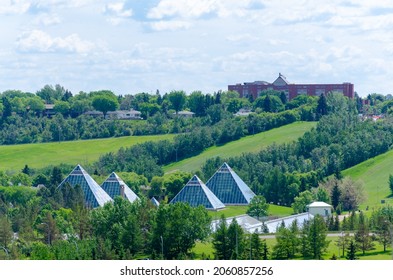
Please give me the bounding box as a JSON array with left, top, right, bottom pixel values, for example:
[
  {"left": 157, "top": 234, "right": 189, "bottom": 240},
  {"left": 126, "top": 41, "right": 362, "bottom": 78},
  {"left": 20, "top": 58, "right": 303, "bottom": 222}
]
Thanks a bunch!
[
  {"left": 342, "top": 149, "right": 393, "bottom": 209},
  {"left": 164, "top": 121, "right": 317, "bottom": 173},
  {"left": 0, "top": 134, "right": 174, "bottom": 171}
]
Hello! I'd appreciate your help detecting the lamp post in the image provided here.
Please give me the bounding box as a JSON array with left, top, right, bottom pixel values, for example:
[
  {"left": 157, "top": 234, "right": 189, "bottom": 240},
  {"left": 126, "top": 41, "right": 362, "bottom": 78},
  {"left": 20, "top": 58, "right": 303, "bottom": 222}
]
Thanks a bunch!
[{"left": 0, "top": 246, "right": 9, "bottom": 260}]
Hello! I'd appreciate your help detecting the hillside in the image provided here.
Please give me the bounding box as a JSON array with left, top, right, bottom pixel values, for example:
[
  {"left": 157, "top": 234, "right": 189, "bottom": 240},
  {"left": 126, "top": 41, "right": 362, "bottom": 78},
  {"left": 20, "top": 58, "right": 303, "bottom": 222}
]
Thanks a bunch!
[
  {"left": 0, "top": 134, "right": 174, "bottom": 171},
  {"left": 342, "top": 148, "right": 393, "bottom": 209},
  {"left": 164, "top": 121, "right": 317, "bottom": 173}
]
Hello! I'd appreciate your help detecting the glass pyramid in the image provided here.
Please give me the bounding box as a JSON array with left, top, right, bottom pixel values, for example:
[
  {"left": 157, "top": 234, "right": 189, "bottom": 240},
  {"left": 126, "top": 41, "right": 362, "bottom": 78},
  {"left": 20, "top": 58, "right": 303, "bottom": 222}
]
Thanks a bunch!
[
  {"left": 170, "top": 175, "right": 225, "bottom": 210},
  {"left": 57, "top": 165, "right": 113, "bottom": 208},
  {"left": 101, "top": 172, "right": 139, "bottom": 203},
  {"left": 205, "top": 162, "right": 255, "bottom": 205}
]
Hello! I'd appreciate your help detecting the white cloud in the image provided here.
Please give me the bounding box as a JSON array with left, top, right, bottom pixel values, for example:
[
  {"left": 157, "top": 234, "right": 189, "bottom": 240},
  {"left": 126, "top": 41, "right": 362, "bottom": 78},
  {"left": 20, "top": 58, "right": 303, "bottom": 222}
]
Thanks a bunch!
[
  {"left": 149, "top": 20, "right": 191, "bottom": 31},
  {"left": 0, "top": 0, "right": 30, "bottom": 15},
  {"left": 147, "top": 0, "right": 217, "bottom": 20},
  {"left": 33, "top": 13, "right": 62, "bottom": 25},
  {"left": 103, "top": 1, "right": 133, "bottom": 25},
  {"left": 16, "top": 30, "right": 94, "bottom": 53}
]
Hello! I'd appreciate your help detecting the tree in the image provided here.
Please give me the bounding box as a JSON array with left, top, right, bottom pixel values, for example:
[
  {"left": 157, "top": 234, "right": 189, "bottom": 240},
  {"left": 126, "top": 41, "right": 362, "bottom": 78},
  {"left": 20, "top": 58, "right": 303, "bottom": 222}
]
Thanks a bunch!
[
  {"left": 168, "top": 91, "right": 186, "bottom": 114},
  {"left": 331, "top": 183, "right": 341, "bottom": 210},
  {"left": 50, "top": 166, "right": 63, "bottom": 195},
  {"left": 316, "top": 94, "right": 328, "bottom": 118},
  {"left": 151, "top": 203, "right": 211, "bottom": 259},
  {"left": 354, "top": 211, "right": 374, "bottom": 255},
  {"left": 340, "top": 177, "right": 366, "bottom": 211},
  {"left": 212, "top": 215, "right": 230, "bottom": 260},
  {"left": 91, "top": 197, "right": 142, "bottom": 257},
  {"left": 1, "top": 96, "right": 12, "bottom": 120},
  {"left": 92, "top": 94, "right": 119, "bottom": 118},
  {"left": 272, "top": 221, "right": 299, "bottom": 259},
  {"left": 335, "top": 232, "right": 350, "bottom": 258},
  {"left": 0, "top": 216, "right": 12, "bottom": 249},
  {"left": 301, "top": 215, "right": 329, "bottom": 259},
  {"left": 246, "top": 195, "right": 269, "bottom": 221},
  {"left": 227, "top": 219, "right": 245, "bottom": 259},
  {"left": 389, "top": 174, "right": 393, "bottom": 195},
  {"left": 292, "top": 190, "right": 314, "bottom": 214},
  {"left": 22, "top": 164, "right": 30, "bottom": 175},
  {"left": 346, "top": 239, "right": 358, "bottom": 260},
  {"left": 248, "top": 232, "right": 264, "bottom": 260}
]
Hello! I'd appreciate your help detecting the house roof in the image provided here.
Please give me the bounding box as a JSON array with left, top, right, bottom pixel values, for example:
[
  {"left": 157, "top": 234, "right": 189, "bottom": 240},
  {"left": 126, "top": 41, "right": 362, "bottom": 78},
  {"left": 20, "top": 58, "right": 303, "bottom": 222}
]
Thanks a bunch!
[
  {"left": 170, "top": 175, "right": 225, "bottom": 210},
  {"left": 57, "top": 165, "right": 113, "bottom": 208},
  {"left": 175, "top": 110, "right": 195, "bottom": 115},
  {"left": 205, "top": 162, "right": 255, "bottom": 205},
  {"left": 272, "top": 73, "right": 290, "bottom": 86},
  {"left": 308, "top": 201, "right": 332, "bottom": 208},
  {"left": 101, "top": 172, "right": 139, "bottom": 203}
]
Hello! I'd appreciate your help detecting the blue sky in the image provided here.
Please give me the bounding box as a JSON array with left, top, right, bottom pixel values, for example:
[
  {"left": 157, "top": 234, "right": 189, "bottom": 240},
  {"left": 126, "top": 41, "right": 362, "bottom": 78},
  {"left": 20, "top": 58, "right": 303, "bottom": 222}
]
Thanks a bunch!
[{"left": 1, "top": 0, "right": 393, "bottom": 97}]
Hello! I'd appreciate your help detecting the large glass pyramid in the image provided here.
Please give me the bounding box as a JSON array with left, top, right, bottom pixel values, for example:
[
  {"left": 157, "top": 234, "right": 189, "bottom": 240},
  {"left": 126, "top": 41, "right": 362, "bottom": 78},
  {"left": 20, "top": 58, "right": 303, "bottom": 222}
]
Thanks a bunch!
[
  {"left": 170, "top": 175, "right": 225, "bottom": 210},
  {"left": 101, "top": 172, "right": 139, "bottom": 203},
  {"left": 57, "top": 165, "right": 113, "bottom": 208},
  {"left": 205, "top": 162, "right": 255, "bottom": 205}
]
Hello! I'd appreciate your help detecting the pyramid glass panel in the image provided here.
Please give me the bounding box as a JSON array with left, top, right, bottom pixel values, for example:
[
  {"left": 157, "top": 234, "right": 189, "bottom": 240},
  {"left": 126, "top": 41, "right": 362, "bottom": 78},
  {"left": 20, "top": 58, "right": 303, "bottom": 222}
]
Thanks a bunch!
[
  {"left": 170, "top": 175, "right": 225, "bottom": 210},
  {"left": 206, "top": 162, "right": 255, "bottom": 205},
  {"left": 57, "top": 165, "right": 113, "bottom": 208},
  {"left": 101, "top": 172, "right": 139, "bottom": 203}
]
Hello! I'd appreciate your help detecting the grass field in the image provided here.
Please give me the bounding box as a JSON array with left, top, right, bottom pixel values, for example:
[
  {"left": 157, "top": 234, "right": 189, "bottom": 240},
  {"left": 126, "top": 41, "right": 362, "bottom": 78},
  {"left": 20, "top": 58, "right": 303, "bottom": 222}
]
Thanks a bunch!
[
  {"left": 342, "top": 149, "right": 393, "bottom": 209},
  {"left": 0, "top": 134, "right": 174, "bottom": 171},
  {"left": 193, "top": 235, "right": 393, "bottom": 260},
  {"left": 208, "top": 204, "right": 293, "bottom": 220},
  {"left": 164, "top": 121, "right": 317, "bottom": 173}
]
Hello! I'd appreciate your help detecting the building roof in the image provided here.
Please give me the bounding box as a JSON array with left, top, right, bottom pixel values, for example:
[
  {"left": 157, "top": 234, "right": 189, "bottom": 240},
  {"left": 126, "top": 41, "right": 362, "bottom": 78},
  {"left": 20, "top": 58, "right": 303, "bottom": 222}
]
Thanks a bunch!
[
  {"left": 205, "top": 162, "right": 255, "bottom": 205},
  {"left": 170, "top": 175, "right": 225, "bottom": 210},
  {"left": 174, "top": 110, "right": 195, "bottom": 115},
  {"left": 308, "top": 201, "right": 333, "bottom": 208},
  {"left": 272, "top": 73, "right": 290, "bottom": 86},
  {"left": 57, "top": 165, "right": 113, "bottom": 208},
  {"left": 265, "top": 212, "right": 314, "bottom": 233},
  {"left": 211, "top": 214, "right": 262, "bottom": 233},
  {"left": 101, "top": 172, "right": 139, "bottom": 203}
]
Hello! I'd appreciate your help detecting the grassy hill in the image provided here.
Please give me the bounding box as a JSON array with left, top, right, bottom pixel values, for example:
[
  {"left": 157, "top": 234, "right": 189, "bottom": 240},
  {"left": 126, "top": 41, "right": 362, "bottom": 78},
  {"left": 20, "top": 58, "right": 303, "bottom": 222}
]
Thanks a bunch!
[
  {"left": 164, "top": 121, "right": 317, "bottom": 173},
  {"left": 0, "top": 134, "right": 174, "bottom": 171},
  {"left": 342, "top": 149, "right": 393, "bottom": 209}
]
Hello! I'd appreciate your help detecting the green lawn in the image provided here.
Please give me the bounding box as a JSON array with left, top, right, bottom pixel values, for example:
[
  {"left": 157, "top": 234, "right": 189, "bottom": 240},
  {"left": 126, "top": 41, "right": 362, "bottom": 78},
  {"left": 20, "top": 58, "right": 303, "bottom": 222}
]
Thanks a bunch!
[
  {"left": 0, "top": 134, "right": 174, "bottom": 171},
  {"left": 342, "top": 149, "right": 393, "bottom": 209},
  {"left": 208, "top": 204, "right": 293, "bottom": 220},
  {"left": 193, "top": 235, "right": 393, "bottom": 260},
  {"left": 164, "top": 121, "right": 317, "bottom": 173}
]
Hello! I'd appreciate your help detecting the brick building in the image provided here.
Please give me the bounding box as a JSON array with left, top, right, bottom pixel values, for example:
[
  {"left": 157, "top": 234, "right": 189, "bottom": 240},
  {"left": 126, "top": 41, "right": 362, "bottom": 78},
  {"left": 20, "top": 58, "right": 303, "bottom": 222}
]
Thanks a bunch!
[{"left": 228, "top": 73, "right": 354, "bottom": 100}]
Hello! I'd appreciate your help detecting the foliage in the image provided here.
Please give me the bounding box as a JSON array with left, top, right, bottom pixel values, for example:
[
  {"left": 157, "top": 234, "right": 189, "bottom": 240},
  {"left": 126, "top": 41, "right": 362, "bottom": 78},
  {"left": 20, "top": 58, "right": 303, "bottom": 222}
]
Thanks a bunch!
[
  {"left": 301, "top": 215, "right": 329, "bottom": 259},
  {"left": 151, "top": 203, "right": 211, "bottom": 260},
  {"left": 246, "top": 195, "right": 269, "bottom": 220}
]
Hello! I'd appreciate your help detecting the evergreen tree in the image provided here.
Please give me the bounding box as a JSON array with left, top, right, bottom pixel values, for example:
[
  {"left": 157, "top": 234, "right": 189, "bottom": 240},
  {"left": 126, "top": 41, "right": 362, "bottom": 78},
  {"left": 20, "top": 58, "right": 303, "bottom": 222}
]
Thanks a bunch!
[
  {"left": 389, "top": 174, "right": 393, "bottom": 195},
  {"left": 331, "top": 183, "right": 341, "bottom": 210},
  {"left": 50, "top": 166, "right": 63, "bottom": 195},
  {"left": 316, "top": 94, "right": 328, "bottom": 118},
  {"left": 301, "top": 215, "right": 329, "bottom": 259},
  {"left": 22, "top": 164, "right": 30, "bottom": 175},
  {"left": 354, "top": 211, "right": 374, "bottom": 255},
  {"left": 212, "top": 216, "right": 230, "bottom": 260},
  {"left": 248, "top": 232, "right": 263, "bottom": 260},
  {"left": 227, "top": 219, "right": 245, "bottom": 260},
  {"left": 346, "top": 240, "right": 358, "bottom": 260}
]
